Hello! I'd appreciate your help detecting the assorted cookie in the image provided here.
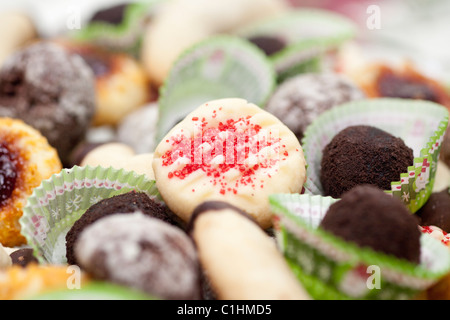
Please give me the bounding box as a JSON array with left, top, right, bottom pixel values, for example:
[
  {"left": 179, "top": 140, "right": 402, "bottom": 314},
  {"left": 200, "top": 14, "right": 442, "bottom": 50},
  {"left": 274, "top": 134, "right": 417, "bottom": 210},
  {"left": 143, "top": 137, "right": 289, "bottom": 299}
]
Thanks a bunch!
[
  {"left": 79, "top": 142, "right": 155, "bottom": 180},
  {"left": 65, "top": 191, "right": 180, "bottom": 265},
  {"left": 9, "top": 248, "right": 38, "bottom": 268},
  {"left": 75, "top": 212, "right": 202, "bottom": 300},
  {"left": 0, "top": 117, "right": 61, "bottom": 247},
  {"left": 0, "top": 12, "right": 37, "bottom": 68},
  {"left": 265, "top": 72, "right": 365, "bottom": 142},
  {"left": 0, "top": 42, "right": 96, "bottom": 166},
  {"left": 188, "top": 201, "right": 311, "bottom": 300},
  {"left": 0, "top": 1, "right": 450, "bottom": 301},
  {"left": 0, "top": 244, "right": 12, "bottom": 269},
  {"left": 0, "top": 264, "right": 91, "bottom": 300},
  {"left": 270, "top": 189, "right": 450, "bottom": 300},
  {"left": 152, "top": 98, "right": 307, "bottom": 229},
  {"left": 56, "top": 40, "right": 153, "bottom": 127}
]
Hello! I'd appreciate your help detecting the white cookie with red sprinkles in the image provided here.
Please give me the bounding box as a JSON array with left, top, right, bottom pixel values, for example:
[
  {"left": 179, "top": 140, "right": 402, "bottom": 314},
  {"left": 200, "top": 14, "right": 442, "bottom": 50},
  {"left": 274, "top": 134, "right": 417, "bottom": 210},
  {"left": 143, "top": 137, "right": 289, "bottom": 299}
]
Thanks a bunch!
[{"left": 152, "top": 98, "right": 306, "bottom": 229}]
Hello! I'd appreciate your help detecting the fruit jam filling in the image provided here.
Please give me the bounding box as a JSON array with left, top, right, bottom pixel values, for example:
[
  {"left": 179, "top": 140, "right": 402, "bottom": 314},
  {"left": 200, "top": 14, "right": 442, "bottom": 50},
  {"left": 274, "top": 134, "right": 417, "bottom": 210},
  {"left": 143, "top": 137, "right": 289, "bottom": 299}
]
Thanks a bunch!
[{"left": 0, "top": 143, "right": 20, "bottom": 207}]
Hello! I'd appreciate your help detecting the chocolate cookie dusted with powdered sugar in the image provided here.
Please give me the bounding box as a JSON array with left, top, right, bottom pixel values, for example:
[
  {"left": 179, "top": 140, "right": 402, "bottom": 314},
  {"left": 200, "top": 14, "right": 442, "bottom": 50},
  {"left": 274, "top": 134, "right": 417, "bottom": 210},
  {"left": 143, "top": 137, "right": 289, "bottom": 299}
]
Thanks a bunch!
[
  {"left": 265, "top": 73, "right": 365, "bottom": 142},
  {"left": 0, "top": 42, "right": 96, "bottom": 166},
  {"left": 65, "top": 191, "right": 183, "bottom": 266},
  {"left": 74, "top": 212, "right": 202, "bottom": 300}
]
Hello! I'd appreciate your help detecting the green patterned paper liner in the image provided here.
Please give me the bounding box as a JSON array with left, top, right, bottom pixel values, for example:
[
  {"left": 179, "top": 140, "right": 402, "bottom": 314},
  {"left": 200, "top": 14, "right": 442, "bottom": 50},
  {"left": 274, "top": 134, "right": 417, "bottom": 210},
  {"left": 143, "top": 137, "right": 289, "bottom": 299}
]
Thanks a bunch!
[
  {"left": 19, "top": 165, "right": 160, "bottom": 265},
  {"left": 237, "top": 9, "right": 357, "bottom": 82},
  {"left": 301, "top": 98, "right": 449, "bottom": 213},
  {"left": 155, "top": 35, "right": 276, "bottom": 143},
  {"left": 269, "top": 193, "right": 450, "bottom": 300},
  {"left": 72, "top": 1, "right": 159, "bottom": 54},
  {"left": 27, "top": 281, "right": 157, "bottom": 300}
]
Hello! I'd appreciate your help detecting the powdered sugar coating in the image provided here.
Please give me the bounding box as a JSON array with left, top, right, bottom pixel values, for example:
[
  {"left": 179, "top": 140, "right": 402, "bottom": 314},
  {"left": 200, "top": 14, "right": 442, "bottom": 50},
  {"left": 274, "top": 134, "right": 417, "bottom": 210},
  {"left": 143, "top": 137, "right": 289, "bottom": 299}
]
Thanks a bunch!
[
  {"left": 265, "top": 73, "right": 365, "bottom": 140},
  {"left": 0, "top": 42, "right": 96, "bottom": 164},
  {"left": 117, "top": 102, "right": 159, "bottom": 154},
  {"left": 75, "top": 212, "right": 201, "bottom": 300}
]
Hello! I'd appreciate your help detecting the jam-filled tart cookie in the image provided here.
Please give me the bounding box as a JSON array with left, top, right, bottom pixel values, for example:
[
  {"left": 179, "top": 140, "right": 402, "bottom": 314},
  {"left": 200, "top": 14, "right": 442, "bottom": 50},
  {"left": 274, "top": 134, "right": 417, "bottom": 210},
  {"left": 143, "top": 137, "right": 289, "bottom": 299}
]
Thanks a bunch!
[{"left": 0, "top": 117, "right": 62, "bottom": 247}]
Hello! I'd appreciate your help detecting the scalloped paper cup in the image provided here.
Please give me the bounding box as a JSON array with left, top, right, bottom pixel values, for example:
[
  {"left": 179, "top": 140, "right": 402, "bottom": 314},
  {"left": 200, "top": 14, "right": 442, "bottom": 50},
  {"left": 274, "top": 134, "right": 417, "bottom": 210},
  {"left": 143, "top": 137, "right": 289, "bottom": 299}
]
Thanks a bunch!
[
  {"left": 27, "top": 281, "right": 157, "bottom": 300},
  {"left": 269, "top": 193, "right": 450, "bottom": 300},
  {"left": 71, "top": 1, "right": 158, "bottom": 54},
  {"left": 236, "top": 9, "right": 357, "bottom": 82},
  {"left": 19, "top": 165, "right": 160, "bottom": 265},
  {"left": 155, "top": 35, "right": 276, "bottom": 143},
  {"left": 302, "top": 98, "right": 449, "bottom": 213}
]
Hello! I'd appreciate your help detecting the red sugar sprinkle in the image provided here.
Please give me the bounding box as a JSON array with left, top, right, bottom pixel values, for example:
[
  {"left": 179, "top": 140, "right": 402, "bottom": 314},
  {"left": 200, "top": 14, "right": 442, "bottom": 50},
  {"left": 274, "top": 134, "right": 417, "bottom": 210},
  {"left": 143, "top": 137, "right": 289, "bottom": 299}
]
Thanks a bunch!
[{"left": 162, "top": 115, "right": 288, "bottom": 195}]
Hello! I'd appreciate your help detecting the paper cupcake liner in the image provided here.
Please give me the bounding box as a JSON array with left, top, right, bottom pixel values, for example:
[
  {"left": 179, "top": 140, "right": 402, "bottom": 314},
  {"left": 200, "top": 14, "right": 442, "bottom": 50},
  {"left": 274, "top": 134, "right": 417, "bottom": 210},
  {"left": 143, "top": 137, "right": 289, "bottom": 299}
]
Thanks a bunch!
[
  {"left": 236, "top": 9, "right": 357, "bottom": 82},
  {"left": 20, "top": 165, "right": 160, "bottom": 265},
  {"left": 28, "top": 281, "right": 157, "bottom": 300},
  {"left": 269, "top": 193, "right": 450, "bottom": 300},
  {"left": 155, "top": 35, "right": 276, "bottom": 143},
  {"left": 301, "top": 98, "right": 449, "bottom": 213},
  {"left": 72, "top": 1, "right": 159, "bottom": 55}
]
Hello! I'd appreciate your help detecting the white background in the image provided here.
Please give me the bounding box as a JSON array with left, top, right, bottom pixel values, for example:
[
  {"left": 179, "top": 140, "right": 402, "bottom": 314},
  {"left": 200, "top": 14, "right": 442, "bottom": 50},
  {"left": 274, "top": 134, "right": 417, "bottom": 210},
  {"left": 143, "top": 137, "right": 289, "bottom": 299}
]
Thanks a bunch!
[{"left": 0, "top": 0, "right": 135, "bottom": 37}]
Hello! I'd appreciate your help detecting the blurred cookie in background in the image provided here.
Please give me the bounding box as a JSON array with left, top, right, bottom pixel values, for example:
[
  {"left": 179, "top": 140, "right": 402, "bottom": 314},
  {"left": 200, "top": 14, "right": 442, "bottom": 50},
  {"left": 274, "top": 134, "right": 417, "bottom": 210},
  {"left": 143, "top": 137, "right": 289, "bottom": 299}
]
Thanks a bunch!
[{"left": 0, "top": 12, "right": 37, "bottom": 67}]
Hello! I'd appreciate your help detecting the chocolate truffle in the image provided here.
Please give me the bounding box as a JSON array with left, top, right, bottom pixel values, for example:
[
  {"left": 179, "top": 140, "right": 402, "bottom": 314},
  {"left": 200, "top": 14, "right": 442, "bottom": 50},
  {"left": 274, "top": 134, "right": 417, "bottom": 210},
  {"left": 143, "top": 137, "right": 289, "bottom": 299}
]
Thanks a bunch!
[
  {"left": 0, "top": 42, "right": 96, "bottom": 166},
  {"left": 265, "top": 73, "right": 365, "bottom": 142},
  {"left": 417, "top": 189, "right": 450, "bottom": 233},
  {"left": 320, "top": 185, "right": 421, "bottom": 264},
  {"left": 75, "top": 212, "right": 202, "bottom": 300},
  {"left": 320, "top": 125, "right": 414, "bottom": 199},
  {"left": 65, "top": 191, "right": 181, "bottom": 265}
]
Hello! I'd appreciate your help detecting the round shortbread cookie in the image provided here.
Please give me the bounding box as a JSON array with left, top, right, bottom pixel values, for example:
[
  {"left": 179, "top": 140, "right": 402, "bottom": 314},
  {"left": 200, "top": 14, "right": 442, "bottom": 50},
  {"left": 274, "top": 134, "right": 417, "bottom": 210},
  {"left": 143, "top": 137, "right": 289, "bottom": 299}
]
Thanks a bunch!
[
  {"left": 152, "top": 98, "right": 306, "bottom": 229},
  {"left": 80, "top": 143, "right": 155, "bottom": 181},
  {"left": 189, "top": 201, "right": 310, "bottom": 300}
]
